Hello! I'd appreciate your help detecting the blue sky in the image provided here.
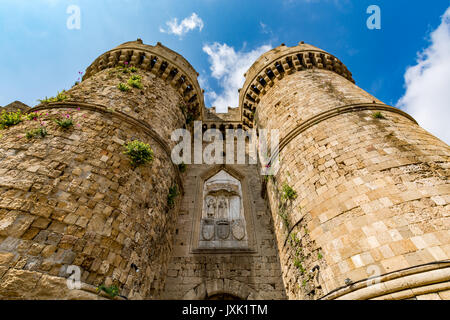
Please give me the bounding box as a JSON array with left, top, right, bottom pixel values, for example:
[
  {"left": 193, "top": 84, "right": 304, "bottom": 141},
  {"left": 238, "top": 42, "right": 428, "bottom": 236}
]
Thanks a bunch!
[{"left": 0, "top": 0, "right": 449, "bottom": 142}]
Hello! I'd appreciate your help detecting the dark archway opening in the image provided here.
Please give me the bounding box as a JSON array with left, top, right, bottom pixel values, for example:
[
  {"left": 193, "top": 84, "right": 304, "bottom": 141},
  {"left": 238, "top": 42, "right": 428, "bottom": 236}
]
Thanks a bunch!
[{"left": 207, "top": 293, "right": 242, "bottom": 300}]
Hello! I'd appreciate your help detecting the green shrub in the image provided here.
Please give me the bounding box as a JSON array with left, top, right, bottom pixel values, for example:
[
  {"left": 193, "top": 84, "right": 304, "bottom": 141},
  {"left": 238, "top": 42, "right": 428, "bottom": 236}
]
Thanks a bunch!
[
  {"left": 0, "top": 110, "right": 22, "bottom": 129},
  {"left": 130, "top": 66, "right": 137, "bottom": 73},
  {"left": 178, "top": 162, "right": 187, "bottom": 173},
  {"left": 302, "top": 279, "right": 308, "bottom": 288},
  {"left": 127, "top": 75, "right": 143, "bottom": 89},
  {"left": 278, "top": 208, "right": 290, "bottom": 230},
  {"left": 38, "top": 91, "right": 68, "bottom": 104},
  {"left": 372, "top": 112, "right": 385, "bottom": 119},
  {"left": 167, "top": 185, "right": 178, "bottom": 208},
  {"left": 290, "top": 232, "right": 301, "bottom": 246},
  {"left": 25, "top": 112, "right": 42, "bottom": 121},
  {"left": 281, "top": 183, "right": 297, "bottom": 202},
  {"left": 26, "top": 127, "right": 47, "bottom": 139},
  {"left": 117, "top": 83, "right": 130, "bottom": 92},
  {"left": 54, "top": 113, "right": 74, "bottom": 129},
  {"left": 294, "top": 258, "right": 305, "bottom": 274},
  {"left": 97, "top": 284, "right": 119, "bottom": 298},
  {"left": 124, "top": 140, "right": 154, "bottom": 167}
]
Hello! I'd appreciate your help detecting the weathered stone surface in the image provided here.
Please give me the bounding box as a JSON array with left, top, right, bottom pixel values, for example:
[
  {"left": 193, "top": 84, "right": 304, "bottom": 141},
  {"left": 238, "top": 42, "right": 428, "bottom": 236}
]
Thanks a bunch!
[
  {"left": 0, "top": 40, "right": 194, "bottom": 300},
  {"left": 245, "top": 43, "right": 450, "bottom": 300},
  {"left": 0, "top": 40, "right": 448, "bottom": 301}
]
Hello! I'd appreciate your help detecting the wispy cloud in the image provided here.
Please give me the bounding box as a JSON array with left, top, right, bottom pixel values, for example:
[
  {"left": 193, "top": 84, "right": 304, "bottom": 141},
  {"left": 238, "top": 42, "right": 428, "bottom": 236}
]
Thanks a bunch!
[
  {"left": 260, "top": 21, "right": 272, "bottom": 35},
  {"left": 397, "top": 6, "right": 450, "bottom": 144},
  {"left": 159, "top": 13, "right": 204, "bottom": 37},
  {"left": 202, "top": 42, "right": 271, "bottom": 112}
]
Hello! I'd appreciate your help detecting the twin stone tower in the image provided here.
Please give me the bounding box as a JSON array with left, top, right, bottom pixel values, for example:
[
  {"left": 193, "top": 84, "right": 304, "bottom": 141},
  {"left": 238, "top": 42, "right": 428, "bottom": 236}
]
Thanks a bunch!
[{"left": 0, "top": 39, "right": 449, "bottom": 300}]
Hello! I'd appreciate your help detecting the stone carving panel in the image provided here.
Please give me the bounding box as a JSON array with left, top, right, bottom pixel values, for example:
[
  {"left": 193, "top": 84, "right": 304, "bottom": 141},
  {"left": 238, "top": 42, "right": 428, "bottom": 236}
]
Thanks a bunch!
[{"left": 198, "top": 170, "right": 248, "bottom": 249}]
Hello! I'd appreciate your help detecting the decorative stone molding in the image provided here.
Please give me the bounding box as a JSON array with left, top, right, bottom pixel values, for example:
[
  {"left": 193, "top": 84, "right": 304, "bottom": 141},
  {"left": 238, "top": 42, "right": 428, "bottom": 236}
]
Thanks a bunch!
[
  {"left": 82, "top": 39, "right": 205, "bottom": 121},
  {"left": 239, "top": 42, "right": 355, "bottom": 129},
  {"left": 320, "top": 261, "right": 450, "bottom": 300},
  {"left": 266, "top": 102, "right": 419, "bottom": 167}
]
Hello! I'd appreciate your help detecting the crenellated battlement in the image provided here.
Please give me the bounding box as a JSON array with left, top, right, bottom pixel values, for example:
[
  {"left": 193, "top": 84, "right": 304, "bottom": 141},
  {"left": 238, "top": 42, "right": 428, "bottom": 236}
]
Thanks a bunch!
[
  {"left": 83, "top": 39, "right": 205, "bottom": 120},
  {"left": 239, "top": 42, "right": 354, "bottom": 130},
  {"left": 0, "top": 39, "right": 448, "bottom": 302}
]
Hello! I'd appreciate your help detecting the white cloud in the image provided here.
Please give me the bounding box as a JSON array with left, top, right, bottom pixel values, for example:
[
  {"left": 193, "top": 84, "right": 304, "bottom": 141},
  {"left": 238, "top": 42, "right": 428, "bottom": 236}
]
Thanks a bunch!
[
  {"left": 397, "top": 7, "right": 450, "bottom": 145},
  {"left": 159, "top": 13, "right": 204, "bottom": 37},
  {"left": 202, "top": 42, "right": 271, "bottom": 112}
]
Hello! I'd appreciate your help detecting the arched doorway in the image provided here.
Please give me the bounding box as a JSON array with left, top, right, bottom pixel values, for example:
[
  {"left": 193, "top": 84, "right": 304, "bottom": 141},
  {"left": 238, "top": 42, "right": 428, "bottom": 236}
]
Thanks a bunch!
[
  {"left": 182, "top": 279, "right": 262, "bottom": 300},
  {"left": 207, "top": 293, "right": 242, "bottom": 300}
]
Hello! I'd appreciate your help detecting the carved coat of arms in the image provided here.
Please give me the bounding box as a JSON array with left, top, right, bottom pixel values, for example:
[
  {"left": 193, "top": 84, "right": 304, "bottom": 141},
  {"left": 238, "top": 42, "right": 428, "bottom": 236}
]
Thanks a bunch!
[
  {"left": 201, "top": 219, "right": 215, "bottom": 241},
  {"left": 216, "top": 220, "right": 230, "bottom": 240},
  {"left": 232, "top": 219, "right": 246, "bottom": 241}
]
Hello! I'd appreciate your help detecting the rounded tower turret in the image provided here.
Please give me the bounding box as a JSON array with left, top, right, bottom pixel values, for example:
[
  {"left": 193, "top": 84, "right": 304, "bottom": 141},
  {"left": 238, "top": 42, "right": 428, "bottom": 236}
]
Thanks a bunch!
[
  {"left": 0, "top": 40, "right": 202, "bottom": 299},
  {"left": 241, "top": 42, "right": 450, "bottom": 300}
]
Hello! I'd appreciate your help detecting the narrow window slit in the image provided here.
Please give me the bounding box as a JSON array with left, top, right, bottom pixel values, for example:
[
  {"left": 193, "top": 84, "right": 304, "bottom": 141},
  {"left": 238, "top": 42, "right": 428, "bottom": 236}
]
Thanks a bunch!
[
  {"left": 286, "top": 56, "right": 294, "bottom": 69},
  {"left": 275, "top": 61, "right": 284, "bottom": 73},
  {"left": 160, "top": 61, "right": 168, "bottom": 73},
  {"left": 266, "top": 68, "right": 275, "bottom": 79},
  {"left": 297, "top": 54, "right": 306, "bottom": 68},
  {"left": 168, "top": 68, "right": 178, "bottom": 81},
  {"left": 138, "top": 53, "right": 145, "bottom": 65},
  {"left": 188, "top": 94, "right": 197, "bottom": 103},
  {"left": 309, "top": 52, "right": 316, "bottom": 66},
  {"left": 251, "top": 85, "right": 260, "bottom": 95},
  {"left": 258, "top": 77, "right": 267, "bottom": 86},
  {"left": 150, "top": 57, "right": 157, "bottom": 68}
]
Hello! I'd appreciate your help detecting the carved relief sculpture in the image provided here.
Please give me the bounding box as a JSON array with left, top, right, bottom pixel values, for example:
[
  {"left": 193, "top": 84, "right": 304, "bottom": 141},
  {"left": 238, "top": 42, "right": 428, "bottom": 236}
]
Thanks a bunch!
[{"left": 199, "top": 170, "right": 248, "bottom": 249}]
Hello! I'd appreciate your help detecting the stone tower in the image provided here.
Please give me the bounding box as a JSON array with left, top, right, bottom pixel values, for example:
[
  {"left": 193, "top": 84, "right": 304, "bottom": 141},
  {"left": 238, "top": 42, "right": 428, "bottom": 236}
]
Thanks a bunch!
[
  {"left": 240, "top": 42, "right": 450, "bottom": 300},
  {"left": 0, "top": 39, "right": 204, "bottom": 299},
  {"left": 0, "top": 40, "right": 449, "bottom": 300}
]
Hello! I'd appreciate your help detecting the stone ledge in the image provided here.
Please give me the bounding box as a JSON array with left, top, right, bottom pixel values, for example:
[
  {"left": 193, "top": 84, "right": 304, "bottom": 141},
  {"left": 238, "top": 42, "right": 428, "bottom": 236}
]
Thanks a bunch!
[{"left": 320, "top": 261, "right": 450, "bottom": 300}]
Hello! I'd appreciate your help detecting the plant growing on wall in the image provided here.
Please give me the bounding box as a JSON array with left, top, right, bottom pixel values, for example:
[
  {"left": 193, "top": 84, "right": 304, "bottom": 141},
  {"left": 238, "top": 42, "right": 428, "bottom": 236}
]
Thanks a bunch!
[
  {"left": 317, "top": 251, "right": 323, "bottom": 260},
  {"left": 73, "top": 71, "right": 83, "bottom": 87},
  {"left": 0, "top": 110, "right": 23, "bottom": 129},
  {"left": 25, "top": 111, "right": 45, "bottom": 121},
  {"left": 97, "top": 284, "right": 119, "bottom": 298},
  {"left": 294, "top": 257, "right": 306, "bottom": 274},
  {"left": 281, "top": 183, "right": 297, "bottom": 202},
  {"left": 117, "top": 83, "right": 130, "bottom": 92},
  {"left": 167, "top": 185, "right": 178, "bottom": 208},
  {"left": 123, "top": 140, "right": 154, "bottom": 167},
  {"left": 26, "top": 126, "right": 47, "bottom": 139},
  {"left": 178, "top": 162, "right": 187, "bottom": 173},
  {"left": 38, "top": 90, "right": 69, "bottom": 104},
  {"left": 54, "top": 112, "right": 74, "bottom": 129},
  {"left": 372, "top": 112, "right": 385, "bottom": 119},
  {"left": 278, "top": 207, "right": 290, "bottom": 230},
  {"left": 127, "top": 75, "right": 143, "bottom": 89}
]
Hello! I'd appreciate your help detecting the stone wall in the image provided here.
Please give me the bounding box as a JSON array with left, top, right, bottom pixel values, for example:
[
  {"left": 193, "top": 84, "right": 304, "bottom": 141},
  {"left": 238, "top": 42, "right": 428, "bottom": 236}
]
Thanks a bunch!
[
  {"left": 161, "top": 164, "right": 286, "bottom": 300},
  {"left": 1, "top": 39, "right": 448, "bottom": 301},
  {"left": 244, "top": 45, "right": 450, "bottom": 300},
  {"left": 0, "top": 44, "right": 194, "bottom": 299}
]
